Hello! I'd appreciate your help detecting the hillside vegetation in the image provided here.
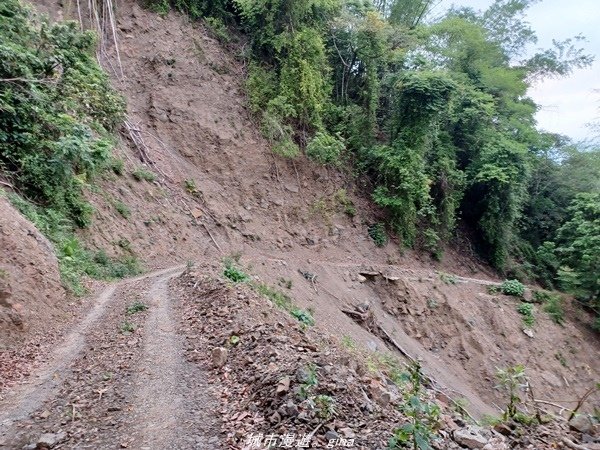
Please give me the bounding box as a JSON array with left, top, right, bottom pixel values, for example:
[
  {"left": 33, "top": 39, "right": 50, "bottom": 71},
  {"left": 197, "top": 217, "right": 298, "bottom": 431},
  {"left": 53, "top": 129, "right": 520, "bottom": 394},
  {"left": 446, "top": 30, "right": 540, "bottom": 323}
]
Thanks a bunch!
[{"left": 146, "top": 0, "right": 600, "bottom": 323}]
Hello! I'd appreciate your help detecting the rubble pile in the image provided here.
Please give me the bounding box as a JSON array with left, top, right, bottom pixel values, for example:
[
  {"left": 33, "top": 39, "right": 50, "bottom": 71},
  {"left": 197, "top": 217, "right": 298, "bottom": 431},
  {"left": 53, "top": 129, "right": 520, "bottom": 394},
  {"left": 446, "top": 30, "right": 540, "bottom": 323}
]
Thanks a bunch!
[{"left": 172, "top": 268, "right": 599, "bottom": 450}]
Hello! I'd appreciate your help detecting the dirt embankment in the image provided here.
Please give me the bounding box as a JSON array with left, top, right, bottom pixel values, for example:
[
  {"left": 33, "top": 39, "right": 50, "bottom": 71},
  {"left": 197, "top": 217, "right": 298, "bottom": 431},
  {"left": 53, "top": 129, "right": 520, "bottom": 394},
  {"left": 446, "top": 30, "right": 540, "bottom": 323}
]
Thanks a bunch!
[{"left": 0, "top": 197, "right": 66, "bottom": 351}]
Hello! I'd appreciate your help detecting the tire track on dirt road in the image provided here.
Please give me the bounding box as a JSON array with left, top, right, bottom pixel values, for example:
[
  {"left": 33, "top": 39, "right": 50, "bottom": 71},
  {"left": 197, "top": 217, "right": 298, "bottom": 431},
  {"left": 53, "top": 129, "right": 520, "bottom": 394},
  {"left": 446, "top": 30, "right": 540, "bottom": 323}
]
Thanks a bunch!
[
  {"left": 0, "top": 266, "right": 184, "bottom": 446},
  {"left": 122, "top": 271, "right": 221, "bottom": 449}
]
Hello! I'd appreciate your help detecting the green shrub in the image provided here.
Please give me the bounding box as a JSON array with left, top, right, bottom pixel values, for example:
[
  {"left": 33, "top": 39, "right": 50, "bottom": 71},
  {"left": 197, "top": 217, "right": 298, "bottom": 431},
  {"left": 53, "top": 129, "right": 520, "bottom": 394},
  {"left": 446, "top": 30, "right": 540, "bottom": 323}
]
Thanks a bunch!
[
  {"left": 291, "top": 308, "right": 315, "bottom": 327},
  {"left": 255, "top": 283, "right": 292, "bottom": 309},
  {"left": 368, "top": 223, "right": 387, "bottom": 247},
  {"left": 517, "top": 303, "right": 535, "bottom": 328},
  {"left": 184, "top": 179, "right": 199, "bottom": 196},
  {"left": 9, "top": 194, "right": 141, "bottom": 295},
  {"left": 305, "top": 132, "right": 344, "bottom": 166},
  {"left": 132, "top": 167, "right": 157, "bottom": 182},
  {"left": 501, "top": 279, "right": 526, "bottom": 297},
  {"left": 119, "top": 321, "right": 136, "bottom": 334},
  {"left": 0, "top": 1, "right": 124, "bottom": 226},
  {"left": 260, "top": 111, "right": 299, "bottom": 158},
  {"left": 205, "top": 16, "right": 230, "bottom": 44},
  {"left": 109, "top": 158, "right": 125, "bottom": 175}
]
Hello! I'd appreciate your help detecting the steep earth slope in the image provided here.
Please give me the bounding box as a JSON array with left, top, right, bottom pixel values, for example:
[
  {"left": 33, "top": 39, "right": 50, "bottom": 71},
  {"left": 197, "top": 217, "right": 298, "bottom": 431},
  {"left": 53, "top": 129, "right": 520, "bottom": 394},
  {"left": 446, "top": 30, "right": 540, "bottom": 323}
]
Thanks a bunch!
[{"left": 0, "top": 1, "right": 598, "bottom": 446}]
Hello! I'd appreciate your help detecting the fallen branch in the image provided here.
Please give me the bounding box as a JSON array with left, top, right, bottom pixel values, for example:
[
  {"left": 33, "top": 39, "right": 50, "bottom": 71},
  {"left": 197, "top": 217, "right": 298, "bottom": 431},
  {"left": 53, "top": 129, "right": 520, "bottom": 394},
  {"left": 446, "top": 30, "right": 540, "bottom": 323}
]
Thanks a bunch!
[
  {"left": 568, "top": 384, "right": 599, "bottom": 421},
  {"left": 562, "top": 437, "right": 589, "bottom": 450},
  {"left": 202, "top": 222, "right": 222, "bottom": 254},
  {"left": 533, "top": 399, "right": 570, "bottom": 414}
]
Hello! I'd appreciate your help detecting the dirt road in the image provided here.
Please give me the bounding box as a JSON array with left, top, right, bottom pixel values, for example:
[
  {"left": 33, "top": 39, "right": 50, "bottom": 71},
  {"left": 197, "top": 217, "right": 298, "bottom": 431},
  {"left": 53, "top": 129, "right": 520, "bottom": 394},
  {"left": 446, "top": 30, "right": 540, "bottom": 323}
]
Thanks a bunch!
[{"left": 0, "top": 266, "right": 220, "bottom": 449}]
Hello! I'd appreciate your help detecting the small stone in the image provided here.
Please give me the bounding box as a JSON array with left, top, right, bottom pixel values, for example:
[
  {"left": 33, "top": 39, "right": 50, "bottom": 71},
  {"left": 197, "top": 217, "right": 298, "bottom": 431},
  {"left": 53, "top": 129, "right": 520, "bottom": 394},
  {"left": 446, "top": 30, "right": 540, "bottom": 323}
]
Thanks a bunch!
[
  {"left": 211, "top": 347, "right": 228, "bottom": 368},
  {"left": 483, "top": 436, "right": 509, "bottom": 450},
  {"left": 338, "top": 428, "right": 356, "bottom": 438},
  {"left": 276, "top": 376, "right": 291, "bottom": 395},
  {"left": 269, "top": 411, "right": 281, "bottom": 424},
  {"left": 295, "top": 367, "right": 312, "bottom": 384},
  {"left": 39, "top": 410, "right": 50, "bottom": 419},
  {"left": 286, "top": 401, "right": 299, "bottom": 417},
  {"left": 324, "top": 430, "right": 339, "bottom": 441},
  {"left": 454, "top": 426, "right": 488, "bottom": 449}
]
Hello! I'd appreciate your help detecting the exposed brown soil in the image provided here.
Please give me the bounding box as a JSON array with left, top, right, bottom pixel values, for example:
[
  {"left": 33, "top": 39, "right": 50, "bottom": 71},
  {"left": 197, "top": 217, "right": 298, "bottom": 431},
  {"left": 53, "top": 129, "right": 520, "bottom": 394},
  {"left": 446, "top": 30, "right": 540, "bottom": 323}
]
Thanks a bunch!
[{"left": 0, "top": 197, "right": 66, "bottom": 352}]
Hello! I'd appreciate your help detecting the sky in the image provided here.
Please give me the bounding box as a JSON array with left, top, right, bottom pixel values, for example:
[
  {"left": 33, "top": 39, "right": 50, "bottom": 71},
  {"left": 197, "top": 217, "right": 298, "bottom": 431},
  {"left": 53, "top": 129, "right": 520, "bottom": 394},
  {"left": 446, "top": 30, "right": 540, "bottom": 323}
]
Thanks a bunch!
[{"left": 431, "top": 0, "right": 600, "bottom": 142}]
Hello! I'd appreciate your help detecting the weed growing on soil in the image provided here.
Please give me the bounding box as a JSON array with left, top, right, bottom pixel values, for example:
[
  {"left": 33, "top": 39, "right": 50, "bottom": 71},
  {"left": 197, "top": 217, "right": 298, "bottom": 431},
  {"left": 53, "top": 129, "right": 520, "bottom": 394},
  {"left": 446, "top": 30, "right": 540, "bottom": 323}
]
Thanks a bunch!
[
  {"left": 439, "top": 272, "right": 457, "bottom": 285},
  {"left": 127, "top": 301, "right": 149, "bottom": 315},
  {"left": 109, "top": 158, "right": 125, "bottom": 175},
  {"left": 132, "top": 167, "right": 157, "bottom": 182},
  {"left": 333, "top": 189, "right": 356, "bottom": 217},
  {"left": 223, "top": 259, "right": 249, "bottom": 283},
  {"left": 278, "top": 277, "right": 293, "bottom": 289},
  {"left": 536, "top": 292, "right": 565, "bottom": 325},
  {"left": 184, "top": 179, "right": 199, "bottom": 196},
  {"left": 254, "top": 283, "right": 315, "bottom": 327},
  {"left": 297, "top": 363, "right": 318, "bottom": 399},
  {"left": 517, "top": 303, "right": 535, "bottom": 328},
  {"left": 314, "top": 394, "right": 337, "bottom": 420},
  {"left": 368, "top": 223, "right": 387, "bottom": 247},
  {"left": 341, "top": 335, "right": 356, "bottom": 349},
  {"left": 501, "top": 279, "right": 525, "bottom": 297},
  {"left": 114, "top": 200, "right": 131, "bottom": 219},
  {"left": 496, "top": 365, "right": 527, "bottom": 421},
  {"left": 390, "top": 361, "right": 440, "bottom": 450},
  {"left": 119, "top": 321, "right": 136, "bottom": 334},
  {"left": 291, "top": 308, "right": 315, "bottom": 327},
  {"left": 555, "top": 352, "right": 568, "bottom": 367}
]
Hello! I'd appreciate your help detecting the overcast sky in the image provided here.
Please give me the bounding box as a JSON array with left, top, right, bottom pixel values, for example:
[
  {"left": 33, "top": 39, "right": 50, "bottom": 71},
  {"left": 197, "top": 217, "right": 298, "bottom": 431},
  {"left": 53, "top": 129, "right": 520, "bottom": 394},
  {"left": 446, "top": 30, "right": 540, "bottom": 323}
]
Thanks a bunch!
[{"left": 431, "top": 0, "right": 599, "bottom": 142}]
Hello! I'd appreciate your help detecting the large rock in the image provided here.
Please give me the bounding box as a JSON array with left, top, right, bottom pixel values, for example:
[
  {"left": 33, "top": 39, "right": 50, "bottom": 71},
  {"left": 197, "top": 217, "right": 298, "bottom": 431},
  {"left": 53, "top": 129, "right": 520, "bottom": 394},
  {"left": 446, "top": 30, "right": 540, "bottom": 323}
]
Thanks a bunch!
[
  {"left": 36, "top": 432, "right": 66, "bottom": 448},
  {"left": 454, "top": 426, "right": 488, "bottom": 449},
  {"left": 570, "top": 414, "right": 594, "bottom": 434}
]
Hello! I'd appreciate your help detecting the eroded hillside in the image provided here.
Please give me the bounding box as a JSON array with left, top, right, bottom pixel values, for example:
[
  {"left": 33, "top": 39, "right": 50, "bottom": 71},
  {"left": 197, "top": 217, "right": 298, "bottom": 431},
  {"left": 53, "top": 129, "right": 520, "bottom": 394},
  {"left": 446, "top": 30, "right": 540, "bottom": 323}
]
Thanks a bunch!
[{"left": 0, "top": 0, "right": 599, "bottom": 448}]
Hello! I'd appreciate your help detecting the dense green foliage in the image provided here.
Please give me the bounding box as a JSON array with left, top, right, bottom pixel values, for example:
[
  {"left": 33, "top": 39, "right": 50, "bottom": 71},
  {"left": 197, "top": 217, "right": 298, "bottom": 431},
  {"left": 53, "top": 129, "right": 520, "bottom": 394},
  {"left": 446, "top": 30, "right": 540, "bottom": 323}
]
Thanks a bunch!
[
  {"left": 0, "top": 1, "right": 140, "bottom": 294},
  {"left": 152, "top": 0, "right": 599, "bottom": 321},
  {"left": 0, "top": 0, "right": 124, "bottom": 226}
]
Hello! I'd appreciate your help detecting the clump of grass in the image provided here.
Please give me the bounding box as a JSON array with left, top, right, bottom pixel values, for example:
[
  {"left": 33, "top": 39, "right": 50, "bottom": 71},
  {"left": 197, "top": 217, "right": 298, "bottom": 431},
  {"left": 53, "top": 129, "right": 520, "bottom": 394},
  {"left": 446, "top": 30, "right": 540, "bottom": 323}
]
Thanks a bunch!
[
  {"left": 184, "top": 179, "right": 199, "bottom": 196},
  {"left": 119, "top": 321, "right": 136, "bottom": 334},
  {"left": 291, "top": 308, "right": 315, "bottom": 327},
  {"left": 534, "top": 291, "right": 565, "bottom": 325},
  {"left": 439, "top": 272, "right": 457, "bottom": 285},
  {"left": 254, "top": 283, "right": 315, "bottom": 327},
  {"left": 114, "top": 200, "right": 131, "bottom": 218},
  {"left": 10, "top": 194, "right": 142, "bottom": 296},
  {"left": 278, "top": 277, "right": 293, "bottom": 289},
  {"left": 132, "top": 167, "right": 157, "bottom": 182},
  {"left": 255, "top": 283, "right": 293, "bottom": 309},
  {"left": 223, "top": 258, "right": 249, "bottom": 283},
  {"left": 109, "top": 158, "right": 125, "bottom": 175},
  {"left": 127, "top": 301, "right": 148, "bottom": 315}
]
